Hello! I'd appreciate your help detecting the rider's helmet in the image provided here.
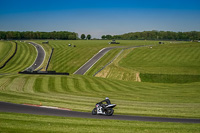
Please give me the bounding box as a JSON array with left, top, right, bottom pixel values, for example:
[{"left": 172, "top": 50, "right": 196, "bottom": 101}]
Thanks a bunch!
[{"left": 105, "top": 97, "right": 109, "bottom": 100}]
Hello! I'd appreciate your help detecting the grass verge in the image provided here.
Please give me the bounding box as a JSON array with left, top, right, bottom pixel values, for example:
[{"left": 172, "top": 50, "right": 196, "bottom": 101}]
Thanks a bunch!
[
  {"left": 0, "top": 41, "right": 37, "bottom": 73},
  {"left": 0, "top": 41, "right": 16, "bottom": 68},
  {"left": 0, "top": 74, "right": 199, "bottom": 118},
  {"left": 141, "top": 73, "right": 200, "bottom": 83},
  {"left": 0, "top": 112, "right": 199, "bottom": 133}
]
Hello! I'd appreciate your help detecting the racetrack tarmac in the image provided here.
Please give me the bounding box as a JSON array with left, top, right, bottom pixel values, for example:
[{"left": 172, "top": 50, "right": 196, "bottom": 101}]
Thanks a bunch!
[
  {"left": 0, "top": 102, "right": 199, "bottom": 123},
  {"left": 74, "top": 47, "right": 117, "bottom": 75},
  {"left": 28, "top": 42, "right": 45, "bottom": 70}
]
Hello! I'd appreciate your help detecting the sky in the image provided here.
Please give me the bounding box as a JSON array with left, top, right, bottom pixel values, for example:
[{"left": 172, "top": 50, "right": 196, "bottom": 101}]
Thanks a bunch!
[{"left": 0, "top": 0, "right": 200, "bottom": 38}]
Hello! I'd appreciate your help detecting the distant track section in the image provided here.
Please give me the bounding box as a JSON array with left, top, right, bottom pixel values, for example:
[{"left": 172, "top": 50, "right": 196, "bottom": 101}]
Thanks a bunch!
[
  {"left": 74, "top": 47, "right": 118, "bottom": 75},
  {"left": 26, "top": 42, "right": 45, "bottom": 71},
  {"left": 74, "top": 45, "right": 151, "bottom": 75},
  {"left": 0, "top": 102, "right": 199, "bottom": 123}
]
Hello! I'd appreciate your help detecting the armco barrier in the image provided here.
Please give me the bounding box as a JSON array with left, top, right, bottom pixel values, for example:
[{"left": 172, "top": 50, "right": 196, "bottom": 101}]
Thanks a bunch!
[
  {"left": 45, "top": 48, "right": 54, "bottom": 71},
  {"left": 19, "top": 71, "right": 69, "bottom": 75},
  {"left": 0, "top": 42, "right": 18, "bottom": 69}
]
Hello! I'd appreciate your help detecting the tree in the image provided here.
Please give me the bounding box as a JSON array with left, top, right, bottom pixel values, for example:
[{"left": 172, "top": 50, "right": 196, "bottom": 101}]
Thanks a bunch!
[
  {"left": 105, "top": 35, "right": 113, "bottom": 40},
  {"left": 81, "top": 34, "right": 86, "bottom": 39},
  {"left": 101, "top": 35, "right": 106, "bottom": 40},
  {"left": 0, "top": 31, "right": 6, "bottom": 39},
  {"left": 87, "top": 34, "right": 91, "bottom": 40},
  {"left": 68, "top": 34, "right": 76, "bottom": 40}
]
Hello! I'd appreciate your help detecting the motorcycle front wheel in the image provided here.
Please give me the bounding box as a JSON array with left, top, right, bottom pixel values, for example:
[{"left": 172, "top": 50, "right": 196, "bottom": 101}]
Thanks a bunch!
[
  {"left": 106, "top": 108, "right": 114, "bottom": 116},
  {"left": 92, "top": 108, "right": 97, "bottom": 115}
]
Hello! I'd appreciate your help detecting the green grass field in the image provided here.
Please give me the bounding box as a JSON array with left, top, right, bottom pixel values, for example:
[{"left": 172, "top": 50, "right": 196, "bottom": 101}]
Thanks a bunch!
[
  {"left": 95, "top": 42, "right": 200, "bottom": 83},
  {"left": 119, "top": 42, "right": 200, "bottom": 75},
  {"left": 0, "top": 41, "right": 16, "bottom": 68},
  {"left": 33, "top": 40, "right": 109, "bottom": 73},
  {"left": 0, "top": 112, "right": 199, "bottom": 133},
  {"left": 33, "top": 40, "right": 167, "bottom": 73},
  {"left": 0, "top": 41, "right": 13, "bottom": 61},
  {"left": 0, "top": 40, "right": 199, "bottom": 132},
  {"left": 0, "top": 41, "right": 37, "bottom": 73},
  {"left": 0, "top": 74, "right": 199, "bottom": 118}
]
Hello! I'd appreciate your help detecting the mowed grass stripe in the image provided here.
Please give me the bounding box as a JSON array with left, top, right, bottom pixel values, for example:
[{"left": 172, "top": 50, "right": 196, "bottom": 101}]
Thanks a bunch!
[
  {"left": 1, "top": 113, "right": 200, "bottom": 133},
  {"left": 76, "top": 76, "right": 90, "bottom": 92},
  {"left": 61, "top": 77, "right": 70, "bottom": 92},
  {"left": 23, "top": 76, "right": 36, "bottom": 93},
  {"left": 5, "top": 78, "right": 25, "bottom": 92},
  {"left": 0, "top": 42, "right": 36, "bottom": 73},
  {"left": 49, "top": 48, "right": 75, "bottom": 72},
  {"left": 34, "top": 78, "right": 43, "bottom": 92},
  {"left": 90, "top": 77, "right": 110, "bottom": 92},
  {"left": 182, "top": 47, "right": 200, "bottom": 64},
  {"left": 0, "top": 74, "right": 200, "bottom": 117},
  {"left": 2, "top": 76, "right": 19, "bottom": 91},
  {"left": 63, "top": 48, "right": 92, "bottom": 73},
  {"left": 4, "top": 42, "right": 29, "bottom": 72},
  {"left": 0, "top": 78, "right": 12, "bottom": 91},
  {"left": 71, "top": 77, "right": 90, "bottom": 93},
  {"left": 119, "top": 43, "right": 200, "bottom": 75},
  {"left": 100, "top": 78, "right": 124, "bottom": 92},
  {"left": 65, "top": 77, "right": 76, "bottom": 92},
  {"left": 106, "top": 79, "right": 136, "bottom": 92},
  {"left": 81, "top": 76, "right": 102, "bottom": 92},
  {"left": 54, "top": 47, "right": 82, "bottom": 73},
  {"left": 73, "top": 76, "right": 90, "bottom": 92},
  {"left": 0, "top": 41, "right": 12, "bottom": 61},
  {"left": 52, "top": 49, "right": 67, "bottom": 62},
  {"left": 48, "top": 77, "right": 55, "bottom": 92},
  {"left": 164, "top": 48, "right": 181, "bottom": 64},
  {"left": 54, "top": 76, "right": 65, "bottom": 93},
  {"left": 92, "top": 76, "right": 126, "bottom": 92},
  {"left": 50, "top": 42, "right": 67, "bottom": 49},
  {"left": 80, "top": 76, "right": 96, "bottom": 92},
  {"left": 0, "top": 41, "right": 15, "bottom": 67},
  {"left": 50, "top": 48, "right": 73, "bottom": 69},
  {"left": 0, "top": 43, "right": 25, "bottom": 72},
  {"left": 54, "top": 47, "right": 69, "bottom": 57},
  {"left": 41, "top": 77, "right": 49, "bottom": 93}
]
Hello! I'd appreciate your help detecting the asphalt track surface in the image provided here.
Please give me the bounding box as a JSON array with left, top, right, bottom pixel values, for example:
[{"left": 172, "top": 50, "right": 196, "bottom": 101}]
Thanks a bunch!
[
  {"left": 27, "top": 42, "right": 45, "bottom": 70},
  {"left": 0, "top": 102, "right": 200, "bottom": 123},
  {"left": 74, "top": 47, "right": 118, "bottom": 75}
]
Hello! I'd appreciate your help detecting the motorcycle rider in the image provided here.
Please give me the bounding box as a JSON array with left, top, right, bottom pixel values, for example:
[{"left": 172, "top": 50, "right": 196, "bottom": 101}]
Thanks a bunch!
[{"left": 97, "top": 97, "right": 111, "bottom": 112}]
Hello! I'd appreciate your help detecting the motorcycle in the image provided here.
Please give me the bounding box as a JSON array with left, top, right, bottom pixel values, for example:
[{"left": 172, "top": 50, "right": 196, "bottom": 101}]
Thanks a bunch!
[{"left": 92, "top": 103, "right": 116, "bottom": 116}]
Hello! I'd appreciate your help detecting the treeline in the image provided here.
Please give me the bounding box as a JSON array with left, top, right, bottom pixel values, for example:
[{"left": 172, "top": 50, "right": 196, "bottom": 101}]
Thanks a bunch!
[
  {"left": 102, "top": 31, "right": 200, "bottom": 40},
  {"left": 0, "top": 31, "right": 78, "bottom": 40}
]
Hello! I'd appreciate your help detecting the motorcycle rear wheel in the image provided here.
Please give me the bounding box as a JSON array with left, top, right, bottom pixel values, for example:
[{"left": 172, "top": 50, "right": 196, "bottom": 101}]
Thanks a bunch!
[
  {"left": 92, "top": 108, "right": 97, "bottom": 115},
  {"left": 106, "top": 108, "right": 114, "bottom": 116}
]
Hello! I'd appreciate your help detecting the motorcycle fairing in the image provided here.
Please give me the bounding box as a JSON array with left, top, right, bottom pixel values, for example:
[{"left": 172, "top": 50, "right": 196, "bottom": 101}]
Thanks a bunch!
[
  {"left": 106, "top": 104, "right": 116, "bottom": 108},
  {"left": 97, "top": 105, "right": 105, "bottom": 114}
]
